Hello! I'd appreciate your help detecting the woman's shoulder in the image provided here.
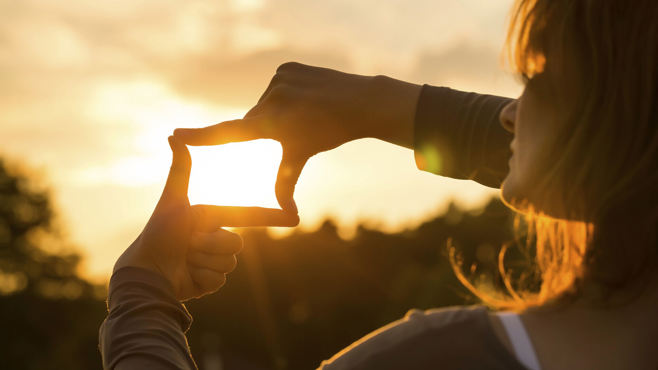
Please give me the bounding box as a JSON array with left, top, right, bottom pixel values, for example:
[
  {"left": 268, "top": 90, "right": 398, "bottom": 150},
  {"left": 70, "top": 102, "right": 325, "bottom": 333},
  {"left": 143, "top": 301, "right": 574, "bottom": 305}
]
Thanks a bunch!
[{"left": 318, "top": 305, "right": 525, "bottom": 370}]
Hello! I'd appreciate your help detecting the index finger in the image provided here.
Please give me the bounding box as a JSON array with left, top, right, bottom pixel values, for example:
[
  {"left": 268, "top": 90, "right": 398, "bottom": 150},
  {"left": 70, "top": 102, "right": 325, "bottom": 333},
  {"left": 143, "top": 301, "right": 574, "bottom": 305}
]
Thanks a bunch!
[
  {"left": 174, "top": 118, "right": 265, "bottom": 146},
  {"left": 191, "top": 205, "right": 300, "bottom": 231}
]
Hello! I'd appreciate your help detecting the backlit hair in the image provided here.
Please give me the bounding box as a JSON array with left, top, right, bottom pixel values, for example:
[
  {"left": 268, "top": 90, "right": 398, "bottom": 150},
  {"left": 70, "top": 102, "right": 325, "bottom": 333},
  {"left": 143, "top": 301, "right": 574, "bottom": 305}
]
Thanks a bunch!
[{"left": 451, "top": 0, "right": 658, "bottom": 311}]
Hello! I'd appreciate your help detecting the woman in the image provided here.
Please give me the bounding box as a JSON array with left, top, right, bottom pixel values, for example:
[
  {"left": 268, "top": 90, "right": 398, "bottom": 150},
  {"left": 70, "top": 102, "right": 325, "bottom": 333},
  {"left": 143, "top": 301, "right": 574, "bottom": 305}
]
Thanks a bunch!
[{"left": 100, "top": 0, "right": 658, "bottom": 368}]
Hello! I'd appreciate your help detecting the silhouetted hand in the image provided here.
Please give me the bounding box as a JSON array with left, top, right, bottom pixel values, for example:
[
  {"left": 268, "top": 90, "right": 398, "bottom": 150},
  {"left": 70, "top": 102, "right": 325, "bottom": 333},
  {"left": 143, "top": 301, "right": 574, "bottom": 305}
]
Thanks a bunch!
[
  {"left": 174, "top": 62, "right": 421, "bottom": 213},
  {"left": 113, "top": 136, "right": 299, "bottom": 301}
]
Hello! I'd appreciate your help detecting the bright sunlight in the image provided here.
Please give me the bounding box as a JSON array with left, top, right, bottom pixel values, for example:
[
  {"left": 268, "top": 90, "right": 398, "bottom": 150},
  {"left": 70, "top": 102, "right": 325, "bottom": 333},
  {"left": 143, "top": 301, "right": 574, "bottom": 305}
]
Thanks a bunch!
[{"left": 187, "top": 140, "right": 282, "bottom": 208}]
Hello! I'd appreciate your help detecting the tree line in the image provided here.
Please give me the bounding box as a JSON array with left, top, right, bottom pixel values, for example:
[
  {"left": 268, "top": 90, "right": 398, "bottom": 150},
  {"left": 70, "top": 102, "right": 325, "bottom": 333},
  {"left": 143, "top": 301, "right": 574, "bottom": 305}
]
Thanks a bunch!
[{"left": 0, "top": 158, "right": 523, "bottom": 369}]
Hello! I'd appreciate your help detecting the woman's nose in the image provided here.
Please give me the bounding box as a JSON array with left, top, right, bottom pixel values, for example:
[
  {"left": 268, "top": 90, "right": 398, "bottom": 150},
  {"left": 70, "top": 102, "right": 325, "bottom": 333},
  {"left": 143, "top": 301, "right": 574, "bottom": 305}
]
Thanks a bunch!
[{"left": 499, "top": 99, "right": 517, "bottom": 134}]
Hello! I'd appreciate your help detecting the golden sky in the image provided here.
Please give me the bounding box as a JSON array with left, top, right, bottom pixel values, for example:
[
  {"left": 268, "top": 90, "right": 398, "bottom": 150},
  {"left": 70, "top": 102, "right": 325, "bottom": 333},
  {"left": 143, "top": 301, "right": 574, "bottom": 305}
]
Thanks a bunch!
[{"left": 0, "top": 0, "right": 520, "bottom": 282}]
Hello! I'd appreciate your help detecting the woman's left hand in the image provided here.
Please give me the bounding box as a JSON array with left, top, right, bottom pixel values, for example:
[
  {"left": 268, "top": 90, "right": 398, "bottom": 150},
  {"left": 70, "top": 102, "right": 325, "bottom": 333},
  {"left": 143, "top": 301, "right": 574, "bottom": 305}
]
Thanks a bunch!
[{"left": 113, "top": 135, "right": 299, "bottom": 301}]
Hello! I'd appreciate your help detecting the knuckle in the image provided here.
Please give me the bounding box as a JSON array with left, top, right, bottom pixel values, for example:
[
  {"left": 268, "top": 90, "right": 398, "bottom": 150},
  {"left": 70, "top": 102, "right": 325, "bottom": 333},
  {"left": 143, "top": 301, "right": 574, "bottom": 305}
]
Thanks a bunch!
[
  {"left": 215, "top": 274, "right": 227, "bottom": 290},
  {"left": 290, "top": 213, "right": 300, "bottom": 227},
  {"left": 226, "top": 256, "right": 238, "bottom": 273},
  {"left": 190, "top": 205, "right": 207, "bottom": 227},
  {"left": 206, "top": 281, "right": 220, "bottom": 292},
  {"left": 271, "top": 72, "right": 286, "bottom": 85},
  {"left": 219, "top": 230, "right": 243, "bottom": 252},
  {"left": 190, "top": 233, "right": 205, "bottom": 249},
  {"left": 269, "top": 84, "right": 291, "bottom": 100},
  {"left": 277, "top": 61, "right": 301, "bottom": 72}
]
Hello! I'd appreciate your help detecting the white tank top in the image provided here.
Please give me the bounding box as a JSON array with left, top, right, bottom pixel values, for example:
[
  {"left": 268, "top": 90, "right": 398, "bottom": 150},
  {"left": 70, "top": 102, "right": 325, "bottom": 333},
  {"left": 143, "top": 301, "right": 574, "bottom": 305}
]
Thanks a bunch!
[{"left": 496, "top": 312, "right": 542, "bottom": 370}]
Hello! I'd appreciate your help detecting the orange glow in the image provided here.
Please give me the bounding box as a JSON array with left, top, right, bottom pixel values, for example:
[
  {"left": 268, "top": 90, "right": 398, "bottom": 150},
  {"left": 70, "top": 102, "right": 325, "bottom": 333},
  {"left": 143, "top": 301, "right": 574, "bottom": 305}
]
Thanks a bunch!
[{"left": 0, "top": 0, "right": 519, "bottom": 281}]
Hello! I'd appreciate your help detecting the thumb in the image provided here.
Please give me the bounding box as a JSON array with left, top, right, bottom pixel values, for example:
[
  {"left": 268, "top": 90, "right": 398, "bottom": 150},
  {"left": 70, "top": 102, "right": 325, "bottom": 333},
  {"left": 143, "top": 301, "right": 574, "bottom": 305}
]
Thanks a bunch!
[
  {"left": 275, "top": 150, "right": 306, "bottom": 214},
  {"left": 162, "top": 135, "right": 192, "bottom": 202}
]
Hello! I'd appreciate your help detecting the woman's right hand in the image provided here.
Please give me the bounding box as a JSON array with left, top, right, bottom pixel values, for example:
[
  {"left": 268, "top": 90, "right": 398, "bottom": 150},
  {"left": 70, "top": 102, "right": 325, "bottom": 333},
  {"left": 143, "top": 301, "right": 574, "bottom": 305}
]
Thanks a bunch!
[{"left": 174, "top": 62, "right": 421, "bottom": 213}]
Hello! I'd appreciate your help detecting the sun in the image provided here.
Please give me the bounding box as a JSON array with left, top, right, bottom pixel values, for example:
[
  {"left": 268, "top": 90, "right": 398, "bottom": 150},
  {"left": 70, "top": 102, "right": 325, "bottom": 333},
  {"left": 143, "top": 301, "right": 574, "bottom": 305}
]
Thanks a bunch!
[
  {"left": 187, "top": 139, "right": 282, "bottom": 208},
  {"left": 87, "top": 79, "right": 284, "bottom": 208}
]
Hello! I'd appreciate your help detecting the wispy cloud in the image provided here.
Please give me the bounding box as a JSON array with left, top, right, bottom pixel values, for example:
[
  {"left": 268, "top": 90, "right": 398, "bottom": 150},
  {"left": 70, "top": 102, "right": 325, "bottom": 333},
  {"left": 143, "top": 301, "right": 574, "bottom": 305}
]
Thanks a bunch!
[{"left": 0, "top": 0, "right": 518, "bottom": 280}]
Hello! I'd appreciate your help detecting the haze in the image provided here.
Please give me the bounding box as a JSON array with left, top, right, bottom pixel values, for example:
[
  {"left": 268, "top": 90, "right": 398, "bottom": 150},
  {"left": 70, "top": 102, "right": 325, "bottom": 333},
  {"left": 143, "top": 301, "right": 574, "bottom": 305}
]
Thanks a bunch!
[{"left": 0, "top": 0, "right": 521, "bottom": 281}]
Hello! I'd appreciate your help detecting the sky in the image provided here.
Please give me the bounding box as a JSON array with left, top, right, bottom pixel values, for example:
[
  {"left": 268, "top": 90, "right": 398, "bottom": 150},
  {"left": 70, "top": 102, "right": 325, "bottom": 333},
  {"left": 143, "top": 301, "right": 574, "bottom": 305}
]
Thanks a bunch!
[{"left": 0, "top": 0, "right": 521, "bottom": 282}]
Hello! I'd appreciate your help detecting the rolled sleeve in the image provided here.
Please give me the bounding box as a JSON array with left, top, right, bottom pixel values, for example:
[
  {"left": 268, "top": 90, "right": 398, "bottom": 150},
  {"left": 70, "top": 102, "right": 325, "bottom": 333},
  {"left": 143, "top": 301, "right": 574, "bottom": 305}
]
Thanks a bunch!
[
  {"left": 99, "top": 267, "right": 197, "bottom": 370},
  {"left": 414, "top": 85, "right": 514, "bottom": 188}
]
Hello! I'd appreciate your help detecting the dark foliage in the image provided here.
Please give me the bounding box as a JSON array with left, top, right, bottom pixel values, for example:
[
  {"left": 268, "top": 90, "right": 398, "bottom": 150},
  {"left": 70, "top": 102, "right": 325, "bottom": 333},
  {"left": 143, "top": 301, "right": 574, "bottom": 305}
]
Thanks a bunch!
[
  {"left": 0, "top": 159, "right": 106, "bottom": 369},
  {"left": 0, "top": 158, "right": 518, "bottom": 369},
  {"left": 184, "top": 200, "right": 516, "bottom": 370}
]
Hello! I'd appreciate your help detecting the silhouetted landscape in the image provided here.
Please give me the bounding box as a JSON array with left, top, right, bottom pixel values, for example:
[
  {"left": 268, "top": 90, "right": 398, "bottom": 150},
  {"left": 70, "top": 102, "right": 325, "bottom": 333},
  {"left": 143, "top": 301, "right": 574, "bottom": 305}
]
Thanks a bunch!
[{"left": 0, "top": 158, "right": 524, "bottom": 369}]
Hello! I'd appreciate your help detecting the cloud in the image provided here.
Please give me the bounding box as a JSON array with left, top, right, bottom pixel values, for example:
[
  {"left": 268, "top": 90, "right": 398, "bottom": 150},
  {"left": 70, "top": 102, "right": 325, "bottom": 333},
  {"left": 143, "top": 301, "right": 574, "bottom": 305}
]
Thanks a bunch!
[
  {"left": 411, "top": 41, "right": 521, "bottom": 96},
  {"left": 256, "top": 0, "right": 514, "bottom": 71},
  {"left": 0, "top": 0, "right": 517, "bottom": 115},
  {"left": 157, "top": 46, "right": 352, "bottom": 108},
  {"left": 0, "top": 0, "right": 518, "bottom": 278}
]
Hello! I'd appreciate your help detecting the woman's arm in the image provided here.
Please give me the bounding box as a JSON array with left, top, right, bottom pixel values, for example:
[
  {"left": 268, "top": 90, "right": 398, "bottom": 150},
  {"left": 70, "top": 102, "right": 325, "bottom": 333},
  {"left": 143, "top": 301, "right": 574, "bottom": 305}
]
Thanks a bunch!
[
  {"left": 367, "top": 75, "right": 514, "bottom": 188},
  {"left": 99, "top": 267, "right": 197, "bottom": 369},
  {"left": 174, "top": 63, "right": 514, "bottom": 208},
  {"left": 413, "top": 84, "right": 514, "bottom": 188}
]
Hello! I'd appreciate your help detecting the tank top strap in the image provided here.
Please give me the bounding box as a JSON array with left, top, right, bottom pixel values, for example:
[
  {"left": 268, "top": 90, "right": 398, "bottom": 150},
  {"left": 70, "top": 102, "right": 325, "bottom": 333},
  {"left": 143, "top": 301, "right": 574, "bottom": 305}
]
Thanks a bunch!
[{"left": 496, "top": 312, "right": 542, "bottom": 370}]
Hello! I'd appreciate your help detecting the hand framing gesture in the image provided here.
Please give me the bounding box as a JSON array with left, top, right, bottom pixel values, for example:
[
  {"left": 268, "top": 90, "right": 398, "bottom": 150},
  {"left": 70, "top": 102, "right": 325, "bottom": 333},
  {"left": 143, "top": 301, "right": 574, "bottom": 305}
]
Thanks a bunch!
[
  {"left": 174, "top": 62, "right": 419, "bottom": 214},
  {"left": 113, "top": 136, "right": 299, "bottom": 301}
]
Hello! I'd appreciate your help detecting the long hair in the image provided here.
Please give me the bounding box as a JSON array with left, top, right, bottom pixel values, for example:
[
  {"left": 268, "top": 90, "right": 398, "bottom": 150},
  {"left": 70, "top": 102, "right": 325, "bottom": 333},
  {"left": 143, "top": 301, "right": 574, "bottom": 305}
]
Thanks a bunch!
[{"left": 452, "top": 0, "right": 658, "bottom": 311}]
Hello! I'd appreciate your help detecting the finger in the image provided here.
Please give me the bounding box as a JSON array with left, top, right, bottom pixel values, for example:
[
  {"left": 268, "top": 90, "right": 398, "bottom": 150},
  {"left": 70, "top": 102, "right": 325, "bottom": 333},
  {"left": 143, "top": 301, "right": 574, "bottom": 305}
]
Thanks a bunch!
[
  {"left": 189, "top": 229, "right": 243, "bottom": 254},
  {"left": 275, "top": 150, "right": 306, "bottom": 214},
  {"left": 189, "top": 267, "right": 226, "bottom": 293},
  {"left": 187, "top": 251, "right": 238, "bottom": 274},
  {"left": 162, "top": 135, "right": 191, "bottom": 201},
  {"left": 174, "top": 118, "right": 265, "bottom": 146},
  {"left": 191, "top": 205, "right": 300, "bottom": 231},
  {"left": 276, "top": 61, "right": 308, "bottom": 73}
]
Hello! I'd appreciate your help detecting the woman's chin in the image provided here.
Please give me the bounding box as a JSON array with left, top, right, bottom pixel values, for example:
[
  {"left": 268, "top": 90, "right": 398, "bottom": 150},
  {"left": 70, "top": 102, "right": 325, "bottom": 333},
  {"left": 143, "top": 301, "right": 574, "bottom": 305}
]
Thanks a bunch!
[
  {"left": 502, "top": 177, "right": 574, "bottom": 220},
  {"left": 500, "top": 177, "right": 532, "bottom": 214}
]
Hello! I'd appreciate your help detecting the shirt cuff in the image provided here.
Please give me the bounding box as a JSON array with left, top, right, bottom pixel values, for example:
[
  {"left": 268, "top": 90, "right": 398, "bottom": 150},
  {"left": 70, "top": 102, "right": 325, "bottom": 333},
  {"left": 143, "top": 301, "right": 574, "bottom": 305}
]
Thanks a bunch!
[
  {"left": 107, "top": 266, "right": 192, "bottom": 330},
  {"left": 413, "top": 84, "right": 463, "bottom": 179}
]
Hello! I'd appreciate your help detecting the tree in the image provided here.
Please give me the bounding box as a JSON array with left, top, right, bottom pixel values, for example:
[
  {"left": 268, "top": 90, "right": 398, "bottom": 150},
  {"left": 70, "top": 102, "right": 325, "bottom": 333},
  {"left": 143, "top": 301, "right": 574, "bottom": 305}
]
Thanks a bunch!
[
  {"left": 0, "top": 158, "right": 106, "bottom": 369},
  {"left": 0, "top": 156, "right": 521, "bottom": 370}
]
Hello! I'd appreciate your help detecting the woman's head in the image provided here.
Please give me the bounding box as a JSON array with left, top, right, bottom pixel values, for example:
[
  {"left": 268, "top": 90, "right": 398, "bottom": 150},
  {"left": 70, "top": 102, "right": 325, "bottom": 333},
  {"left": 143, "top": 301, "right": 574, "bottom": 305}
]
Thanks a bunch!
[
  {"left": 455, "top": 0, "right": 658, "bottom": 310},
  {"left": 500, "top": 0, "right": 658, "bottom": 222}
]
